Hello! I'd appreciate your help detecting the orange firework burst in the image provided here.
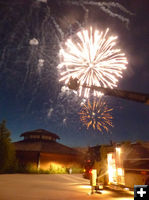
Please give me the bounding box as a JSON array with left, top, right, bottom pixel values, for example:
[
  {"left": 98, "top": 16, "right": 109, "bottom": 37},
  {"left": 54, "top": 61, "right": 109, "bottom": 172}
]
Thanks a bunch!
[{"left": 79, "top": 99, "right": 113, "bottom": 133}]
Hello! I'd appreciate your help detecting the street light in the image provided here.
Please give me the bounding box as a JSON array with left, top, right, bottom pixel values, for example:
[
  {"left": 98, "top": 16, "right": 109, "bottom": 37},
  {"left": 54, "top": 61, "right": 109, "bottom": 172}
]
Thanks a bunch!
[{"left": 67, "top": 77, "right": 149, "bottom": 105}]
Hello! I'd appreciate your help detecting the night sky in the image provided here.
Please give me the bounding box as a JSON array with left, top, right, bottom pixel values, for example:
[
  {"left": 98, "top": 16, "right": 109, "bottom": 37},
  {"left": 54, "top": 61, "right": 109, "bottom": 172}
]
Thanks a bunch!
[{"left": 0, "top": 0, "right": 149, "bottom": 147}]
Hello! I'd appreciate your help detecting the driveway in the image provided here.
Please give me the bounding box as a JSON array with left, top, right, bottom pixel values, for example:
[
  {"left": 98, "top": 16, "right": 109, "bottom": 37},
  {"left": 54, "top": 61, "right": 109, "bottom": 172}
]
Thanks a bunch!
[{"left": 0, "top": 174, "right": 133, "bottom": 200}]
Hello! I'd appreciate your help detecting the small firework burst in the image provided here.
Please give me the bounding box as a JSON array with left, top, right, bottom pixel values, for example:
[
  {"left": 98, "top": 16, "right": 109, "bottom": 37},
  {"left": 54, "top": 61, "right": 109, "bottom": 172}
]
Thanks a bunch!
[{"left": 79, "top": 98, "right": 113, "bottom": 133}]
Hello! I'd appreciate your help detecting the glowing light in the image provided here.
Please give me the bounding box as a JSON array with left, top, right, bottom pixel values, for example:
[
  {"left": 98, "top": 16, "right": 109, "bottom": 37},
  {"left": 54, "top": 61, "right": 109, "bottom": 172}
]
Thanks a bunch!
[
  {"left": 118, "top": 198, "right": 133, "bottom": 200},
  {"left": 107, "top": 153, "right": 117, "bottom": 184},
  {"left": 78, "top": 185, "right": 91, "bottom": 189},
  {"left": 41, "top": 162, "right": 66, "bottom": 173},
  {"left": 116, "top": 147, "right": 121, "bottom": 154},
  {"left": 58, "top": 27, "right": 128, "bottom": 98},
  {"left": 117, "top": 168, "right": 123, "bottom": 176},
  {"left": 79, "top": 98, "right": 113, "bottom": 133},
  {"left": 101, "top": 190, "right": 110, "bottom": 195}
]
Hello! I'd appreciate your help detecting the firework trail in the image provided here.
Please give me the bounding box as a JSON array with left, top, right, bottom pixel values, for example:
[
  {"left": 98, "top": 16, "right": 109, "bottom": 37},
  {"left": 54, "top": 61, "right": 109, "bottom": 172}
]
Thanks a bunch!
[
  {"left": 51, "top": 16, "right": 64, "bottom": 41},
  {"left": 58, "top": 27, "right": 128, "bottom": 98},
  {"left": 0, "top": 1, "right": 59, "bottom": 114},
  {"left": 79, "top": 98, "right": 113, "bottom": 133},
  {"left": 66, "top": 0, "right": 133, "bottom": 27},
  {"left": 45, "top": 86, "right": 84, "bottom": 126}
]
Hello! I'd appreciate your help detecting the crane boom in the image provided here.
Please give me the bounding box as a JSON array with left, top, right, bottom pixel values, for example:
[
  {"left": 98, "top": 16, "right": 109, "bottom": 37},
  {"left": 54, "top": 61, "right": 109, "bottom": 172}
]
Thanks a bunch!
[
  {"left": 67, "top": 77, "right": 149, "bottom": 105},
  {"left": 89, "top": 85, "right": 149, "bottom": 105}
]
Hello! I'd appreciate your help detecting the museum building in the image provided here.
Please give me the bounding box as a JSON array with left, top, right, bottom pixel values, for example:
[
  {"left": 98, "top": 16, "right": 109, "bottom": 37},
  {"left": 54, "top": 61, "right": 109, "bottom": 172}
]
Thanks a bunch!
[{"left": 14, "top": 129, "right": 83, "bottom": 171}]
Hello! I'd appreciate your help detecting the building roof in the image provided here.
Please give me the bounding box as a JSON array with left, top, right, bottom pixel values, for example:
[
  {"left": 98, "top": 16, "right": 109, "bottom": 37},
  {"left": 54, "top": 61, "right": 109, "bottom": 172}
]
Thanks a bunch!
[
  {"left": 21, "top": 129, "right": 60, "bottom": 140},
  {"left": 14, "top": 129, "right": 82, "bottom": 156},
  {"left": 14, "top": 140, "right": 80, "bottom": 156}
]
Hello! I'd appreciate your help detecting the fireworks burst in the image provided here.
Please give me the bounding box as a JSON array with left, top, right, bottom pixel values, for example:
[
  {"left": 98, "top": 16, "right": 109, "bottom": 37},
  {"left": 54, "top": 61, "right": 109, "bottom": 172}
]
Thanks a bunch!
[
  {"left": 58, "top": 27, "right": 128, "bottom": 98},
  {"left": 79, "top": 99, "right": 113, "bottom": 133},
  {"left": 0, "top": 0, "right": 131, "bottom": 118}
]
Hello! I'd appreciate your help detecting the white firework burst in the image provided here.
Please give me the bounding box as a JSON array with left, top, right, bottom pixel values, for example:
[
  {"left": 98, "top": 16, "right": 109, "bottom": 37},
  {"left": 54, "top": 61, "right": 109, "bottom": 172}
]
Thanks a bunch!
[{"left": 58, "top": 27, "right": 128, "bottom": 98}]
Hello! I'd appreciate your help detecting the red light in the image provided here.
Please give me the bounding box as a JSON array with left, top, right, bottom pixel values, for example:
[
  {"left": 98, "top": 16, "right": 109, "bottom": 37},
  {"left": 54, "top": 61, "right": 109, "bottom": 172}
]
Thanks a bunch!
[
  {"left": 141, "top": 171, "right": 147, "bottom": 175},
  {"left": 89, "top": 169, "right": 92, "bottom": 174}
]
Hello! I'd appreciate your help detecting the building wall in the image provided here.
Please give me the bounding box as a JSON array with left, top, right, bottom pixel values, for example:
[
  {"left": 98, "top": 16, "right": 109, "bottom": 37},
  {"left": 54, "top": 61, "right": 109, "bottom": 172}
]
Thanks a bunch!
[
  {"left": 16, "top": 151, "right": 83, "bottom": 171},
  {"left": 40, "top": 152, "right": 82, "bottom": 170},
  {"left": 16, "top": 151, "right": 39, "bottom": 168}
]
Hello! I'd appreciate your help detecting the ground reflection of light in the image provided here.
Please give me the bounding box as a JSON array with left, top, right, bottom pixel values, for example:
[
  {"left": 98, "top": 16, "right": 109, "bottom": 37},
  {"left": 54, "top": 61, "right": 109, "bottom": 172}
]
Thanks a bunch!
[
  {"left": 78, "top": 185, "right": 91, "bottom": 189},
  {"left": 78, "top": 185, "right": 111, "bottom": 195},
  {"left": 124, "top": 187, "right": 129, "bottom": 191},
  {"left": 116, "top": 198, "right": 133, "bottom": 200},
  {"left": 101, "top": 190, "right": 110, "bottom": 195},
  {"left": 78, "top": 184, "right": 134, "bottom": 198},
  {"left": 127, "top": 191, "right": 134, "bottom": 196}
]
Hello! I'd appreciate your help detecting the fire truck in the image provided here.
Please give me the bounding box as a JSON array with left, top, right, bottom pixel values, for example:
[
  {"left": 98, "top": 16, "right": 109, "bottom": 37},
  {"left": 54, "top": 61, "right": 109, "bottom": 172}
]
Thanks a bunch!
[{"left": 107, "top": 142, "right": 149, "bottom": 189}]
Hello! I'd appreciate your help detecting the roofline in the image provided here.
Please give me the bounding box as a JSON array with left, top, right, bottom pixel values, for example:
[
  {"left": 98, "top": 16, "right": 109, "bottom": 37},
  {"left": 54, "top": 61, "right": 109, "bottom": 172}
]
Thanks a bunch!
[{"left": 20, "top": 129, "right": 60, "bottom": 139}]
